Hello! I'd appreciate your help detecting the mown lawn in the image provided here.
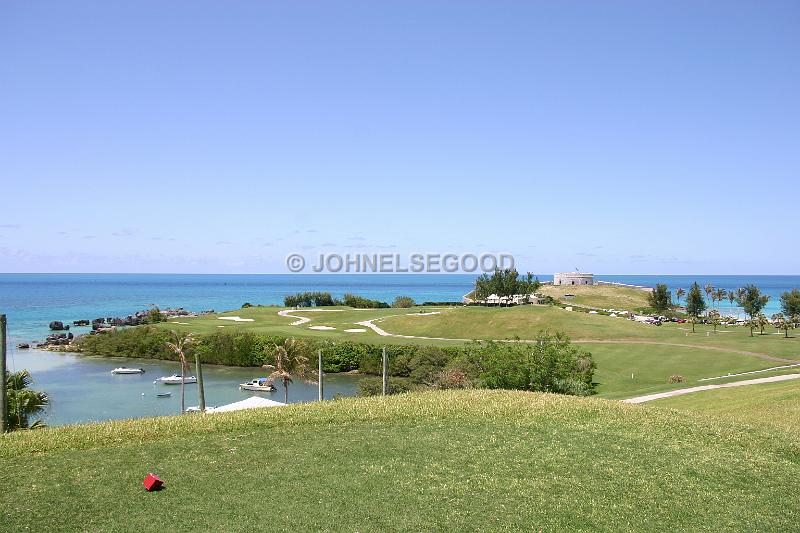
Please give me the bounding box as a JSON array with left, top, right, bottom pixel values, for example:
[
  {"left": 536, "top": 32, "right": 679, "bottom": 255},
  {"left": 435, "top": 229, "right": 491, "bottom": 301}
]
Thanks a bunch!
[
  {"left": 2, "top": 390, "right": 799, "bottom": 531},
  {"left": 651, "top": 378, "right": 800, "bottom": 433}
]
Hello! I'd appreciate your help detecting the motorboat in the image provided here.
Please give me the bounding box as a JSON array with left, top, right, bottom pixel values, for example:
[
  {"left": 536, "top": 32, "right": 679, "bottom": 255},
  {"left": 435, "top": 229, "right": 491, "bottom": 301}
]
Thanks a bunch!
[
  {"left": 111, "top": 367, "right": 145, "bottom": 375},
  {"left": 154, "top": 374, "right": 197, "bottom": 385},
  {"left": 239, "top": 378, "right": 277, "bottom": 392},
  {"left": 156, "top": 392, "right": 172, "bottom": 398}
]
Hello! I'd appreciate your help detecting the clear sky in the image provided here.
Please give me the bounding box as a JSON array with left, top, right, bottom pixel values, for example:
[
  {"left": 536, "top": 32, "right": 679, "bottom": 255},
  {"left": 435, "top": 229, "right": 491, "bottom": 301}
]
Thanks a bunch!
[{"left": 1, "top": 1, "right": 798, "bottom": 274}]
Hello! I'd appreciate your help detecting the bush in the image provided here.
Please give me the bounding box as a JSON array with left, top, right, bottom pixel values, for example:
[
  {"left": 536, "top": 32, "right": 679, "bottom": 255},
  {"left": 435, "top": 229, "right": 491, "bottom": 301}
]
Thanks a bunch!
[
  {"left": 284, "top": 292, "right": 338, "bottom": 307},
  {"left": 392, "top": 296, "right": 415, "bottom": 308},
  {"left": 668, "top": 375, "right": 685, "bottom": 384},
  {"left": 343, "top": 294, "right": 390, "bottom": 309},
  {"left": 75, "top": 327, "right": 596, "bottom": 397},
  {"left": 357, "top": 376, "right": 421, "bottom": 396}
]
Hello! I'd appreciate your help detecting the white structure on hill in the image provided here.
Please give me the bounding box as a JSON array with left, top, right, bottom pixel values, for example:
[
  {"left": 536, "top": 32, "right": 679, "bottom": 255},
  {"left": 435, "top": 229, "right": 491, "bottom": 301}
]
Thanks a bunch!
[{"left": 554, "top": 272, "right": 594, "bottom": 286}]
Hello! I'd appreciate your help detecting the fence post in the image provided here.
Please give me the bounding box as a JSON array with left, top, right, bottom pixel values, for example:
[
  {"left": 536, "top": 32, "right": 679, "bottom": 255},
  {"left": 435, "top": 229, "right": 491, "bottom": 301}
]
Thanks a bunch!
[
  {"left": 318, "top": 349, "right": 324, "bottom": 401},
  {"left": 0, "top": 315, "right": 7, "bottom": 433},
  {"left": 382, "top": 346, "right": 388, "bottom": 396}
]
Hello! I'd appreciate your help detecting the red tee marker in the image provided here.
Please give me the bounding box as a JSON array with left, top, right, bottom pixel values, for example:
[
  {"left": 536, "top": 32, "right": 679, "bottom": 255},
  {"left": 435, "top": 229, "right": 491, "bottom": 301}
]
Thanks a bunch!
[{"left": 143, "top": 473, "right": 163, "bottom": 491}]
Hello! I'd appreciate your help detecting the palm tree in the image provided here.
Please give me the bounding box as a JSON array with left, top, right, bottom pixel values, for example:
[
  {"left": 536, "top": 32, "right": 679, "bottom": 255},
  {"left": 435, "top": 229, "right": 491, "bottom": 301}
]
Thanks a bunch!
[
  {"left": 675, "top": 288, "right": 685, "bottom": 307},
  {"left": 756, "top": 313, "right": 769, "bottom": 335},
  {"left": 728, "top": 291, "right": 736, "bottom": 317},
  {"left": 704, "top": 284, "right": 714, "bottom": 313},
  {"left": 715, "top": 288, "right": 727, "bottom": 314},
  {"left": 166, "top": 331, "right": 195, "bottom": 414},
  {"left": 708, "top": 310, "right": 721, "bottom": 333},
  {"left": 5, "top": 370, "right": 49, "bottom": 431},
  {"left": 262, "top": 338, "right": 316, "bottom": 404}
]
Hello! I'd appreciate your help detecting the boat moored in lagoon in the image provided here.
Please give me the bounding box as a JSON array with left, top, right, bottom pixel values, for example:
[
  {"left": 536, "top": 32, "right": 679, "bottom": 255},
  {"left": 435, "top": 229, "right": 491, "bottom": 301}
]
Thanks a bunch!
[
  {"left": 111, "top": 367, "right": 145, "bottom": 375},
  {"left": 239, "top": 378, "right": 277, "bottom": 392},
  {"left": 154, "top": 374, "right": 197, "bottom": 385}
]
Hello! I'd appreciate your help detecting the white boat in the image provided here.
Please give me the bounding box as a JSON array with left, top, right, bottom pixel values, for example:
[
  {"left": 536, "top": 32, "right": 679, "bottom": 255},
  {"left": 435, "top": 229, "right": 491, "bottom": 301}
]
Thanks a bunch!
[
  {"left": 239, "top": 378, "right": 277, "bottom": 392},
  {"left": 111, "top": 367, "right": 145, "bottom": 375},
  {"left": 154, "top": 374, "right": 197, "bottom": 385}
]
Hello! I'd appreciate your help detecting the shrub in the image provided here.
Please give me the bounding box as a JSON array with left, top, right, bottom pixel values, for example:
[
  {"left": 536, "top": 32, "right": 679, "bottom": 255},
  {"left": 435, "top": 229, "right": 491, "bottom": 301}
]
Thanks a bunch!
[
  {"left": 668, "top": 375, "right": 685, "bottom": 384},
  {"left": 435, "top": 368, "right": 472, "bottom": 389},
  {"left": 357, "top": 376, "right": 421, "bottom": 396},
  {"left": 343, "top": 294, "right": 390, "bottom": 309},
  {"left": 284, "top": 292, "right": 337, "bottom": 307},
  {"left": 392, "top": 296, "right": 415, "bottom": 308}
]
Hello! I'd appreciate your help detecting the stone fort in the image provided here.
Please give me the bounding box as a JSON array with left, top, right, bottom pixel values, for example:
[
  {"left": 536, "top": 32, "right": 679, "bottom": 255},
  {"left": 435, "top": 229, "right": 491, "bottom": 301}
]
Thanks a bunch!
[{"left": 554, "top": 272, "right": 594, "bottom": 285}]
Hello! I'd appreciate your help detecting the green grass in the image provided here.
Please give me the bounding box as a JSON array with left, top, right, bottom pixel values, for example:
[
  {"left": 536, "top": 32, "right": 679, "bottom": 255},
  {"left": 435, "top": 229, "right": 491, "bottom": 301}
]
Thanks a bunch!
[
  {"left": 589, "top": 344, "right": 786, "bottom": 399},
  {"left": 651, "top": 378, "right": 800, "bottom": 433},
  {"left": 538, "top": 283, "right": 651, "bottom": 309},
  {"left": 148, "top": 304, "right": 800, "bottom": 400},
  {"left": 2, "top": 390, "right": 799, "bottom": 531}
]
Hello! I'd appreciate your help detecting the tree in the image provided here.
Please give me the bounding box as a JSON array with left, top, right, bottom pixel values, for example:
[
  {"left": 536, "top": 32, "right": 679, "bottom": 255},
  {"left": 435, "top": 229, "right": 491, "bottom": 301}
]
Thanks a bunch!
[
  {"left": 648, "top": 284, "right": 672, "bottom": 312},
  {"left": 771, "top": 313, "right": 793, "bottom": 339},
  {"left": 166, "top": 331, "right": 194, "bottom": 415},
  {"left": 781, "top": 289, "right": 800, "bottom": 321},
  {"left": 727, "top": 290, "right": 736, "bottom": 317},
  {"left": 714, "top": 288, "right": 727, "bottom": 314},
  {"left": 5, "top": 370, "right": 49, "bottom": 431},
  {"left": 708, "top": 309, "right": 721, "bottom": 333},
  {"left": 736, "top": 285, "right": 770, "bottom": 320},
  {"left": 474, "top": 269, "right": 540, "bottom": 303},
  {"left": 263, "top": 338, "right": 316, "bottom": 404},
  {"left": 756, "top": 313, "right": 769, "bottom": 335},
  {"left": 675, "top": 288, "right": 685, "bottom": 307},
  {"left": 745, "top": 317, "right": 759, "bottom": 337},
  {"left": 392, "top": 296, "right": 415, "bottom": 308},
  {"left": 685, "top": 282, "right": 707, "bottom": 332},
  {"left": 704, "top": 284, "right": 714, "bottom": 312}
]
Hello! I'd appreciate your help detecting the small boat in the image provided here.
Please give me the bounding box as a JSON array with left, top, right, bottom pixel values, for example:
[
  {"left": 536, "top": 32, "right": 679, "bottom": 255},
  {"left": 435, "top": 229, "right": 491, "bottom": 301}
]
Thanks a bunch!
[
  {"left": 239, "top": 378, "right": 277, "bottom": 392},
  {"left": 111, "top": 367, "right": 145, "bottom": 375},
  {"left": 156, "top": 392, "right": 172, "bottom": 398},
  {"left": 154, "top": 374, "right": 197, "bottom": 385}
]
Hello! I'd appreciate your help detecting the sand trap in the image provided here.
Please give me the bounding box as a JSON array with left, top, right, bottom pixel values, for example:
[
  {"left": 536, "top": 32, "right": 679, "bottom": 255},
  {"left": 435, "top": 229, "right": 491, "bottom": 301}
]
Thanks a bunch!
[
  {"left": 170, "top": 322, "right": 191, "bottom": 325},
  {"left": 344, "top": 328, "right": 367, "bottom": 333},
  {"left": 309, "top": 325, "right": 336, "bottom": 331},
  {"left": 217, "top": 325, "right": 225, "bottom": 328},
  {"left": 218, "top": 316, "right": 254, "bottom": 322}
]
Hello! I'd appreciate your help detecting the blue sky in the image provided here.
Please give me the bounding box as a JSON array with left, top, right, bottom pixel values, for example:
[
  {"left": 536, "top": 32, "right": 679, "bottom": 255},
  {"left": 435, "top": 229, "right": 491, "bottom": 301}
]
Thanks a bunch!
[{"left": 1, "top": 1, "right": 798, "bottom": 274}]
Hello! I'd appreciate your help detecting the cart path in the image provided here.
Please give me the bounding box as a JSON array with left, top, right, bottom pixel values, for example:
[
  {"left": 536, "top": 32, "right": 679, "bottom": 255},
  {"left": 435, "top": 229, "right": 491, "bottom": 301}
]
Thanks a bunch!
[{"left": 621, "top": 373, "right": 800, "bottom": 404}]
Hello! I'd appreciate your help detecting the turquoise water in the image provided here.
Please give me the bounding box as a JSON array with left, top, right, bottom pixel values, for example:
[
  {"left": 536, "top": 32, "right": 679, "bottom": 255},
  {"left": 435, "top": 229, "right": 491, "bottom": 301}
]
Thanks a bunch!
[{"left": 9, "top": 349, "right": 359, "bottom": 426}]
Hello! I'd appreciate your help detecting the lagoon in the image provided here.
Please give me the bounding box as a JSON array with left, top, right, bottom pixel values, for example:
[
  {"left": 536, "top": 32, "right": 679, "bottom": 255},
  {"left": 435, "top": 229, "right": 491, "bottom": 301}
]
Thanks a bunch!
[{"left": 10, "top": 349, "right": 360, "bottom": 427}]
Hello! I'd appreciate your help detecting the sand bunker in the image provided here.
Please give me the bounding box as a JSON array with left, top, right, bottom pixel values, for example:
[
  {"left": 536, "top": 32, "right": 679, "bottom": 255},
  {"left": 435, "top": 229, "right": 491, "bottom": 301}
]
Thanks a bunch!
[
  {"left": 309, "top": 325, "right": 336, "bottom": 331},
  {"left": 218, "top": 316, "right": 254, "bottom": 322},
  {"left": 344, "top": 328, "right": 367, "bottom": 333}
]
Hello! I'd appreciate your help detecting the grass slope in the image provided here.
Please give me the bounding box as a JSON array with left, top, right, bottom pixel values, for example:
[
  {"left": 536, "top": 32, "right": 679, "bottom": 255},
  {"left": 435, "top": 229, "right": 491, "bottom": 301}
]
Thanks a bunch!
[
  {"left": 2, "top": 391, "right": 800, "bottom": 532},
  {"left": 538, "top": 283, "right": 651, "bottom": 309},
  {"left": 652, "top": 378, "right": 800, "bottom": 433}
]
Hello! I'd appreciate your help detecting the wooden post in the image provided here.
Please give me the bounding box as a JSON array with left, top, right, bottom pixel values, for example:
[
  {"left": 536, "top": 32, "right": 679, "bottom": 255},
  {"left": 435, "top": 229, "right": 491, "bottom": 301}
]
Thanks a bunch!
[
  {"left": 318, "top": 349, "right": 324, "bottom": 401},
  {"left": 195, "top": 354, "right": 206, "bottom": 412},
  {"left": 0, "top": 315, "right": 7, "bottom": 433},
  {"left": 381, "top": 346, "right": 388, "bottom": 396}
]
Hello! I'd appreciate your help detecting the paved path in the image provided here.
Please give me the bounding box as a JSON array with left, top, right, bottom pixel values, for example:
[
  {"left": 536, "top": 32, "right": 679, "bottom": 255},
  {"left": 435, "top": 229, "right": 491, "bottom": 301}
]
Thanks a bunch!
[{"left": 621, "top": 373, "right": 800, "bottom": 404}]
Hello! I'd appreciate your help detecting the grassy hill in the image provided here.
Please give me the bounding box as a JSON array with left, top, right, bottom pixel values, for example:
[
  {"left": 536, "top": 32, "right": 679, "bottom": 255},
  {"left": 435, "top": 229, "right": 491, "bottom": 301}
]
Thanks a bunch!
[
  {"left": 538, "top": 283, "right": 651, "bottom": 309},
  {"left": 2, "top": 390, "right": 798, "bottom": 531}
]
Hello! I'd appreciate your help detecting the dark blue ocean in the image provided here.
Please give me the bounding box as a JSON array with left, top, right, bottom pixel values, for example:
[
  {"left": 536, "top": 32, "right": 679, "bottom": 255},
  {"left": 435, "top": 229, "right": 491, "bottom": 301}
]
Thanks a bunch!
[{"left": 1, "top": 273, "right": 799, "bottom": 345}]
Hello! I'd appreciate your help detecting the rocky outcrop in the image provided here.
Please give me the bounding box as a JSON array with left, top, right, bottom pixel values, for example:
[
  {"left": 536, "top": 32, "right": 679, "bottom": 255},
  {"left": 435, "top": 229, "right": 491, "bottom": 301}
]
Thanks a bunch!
[{"left": 49, "top": 321, "right": 66, "bottom": 331}]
